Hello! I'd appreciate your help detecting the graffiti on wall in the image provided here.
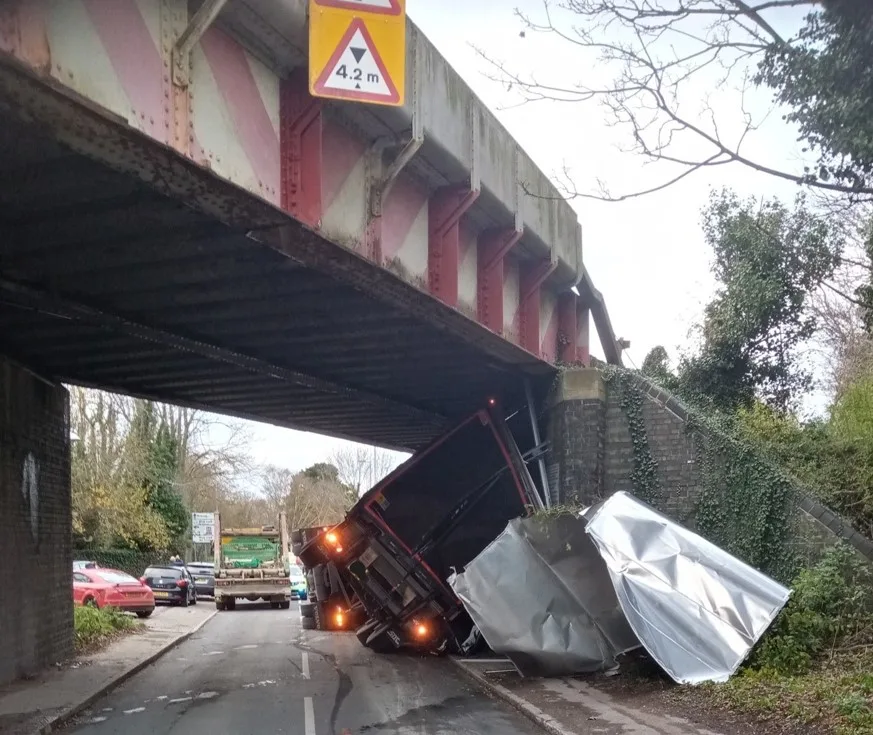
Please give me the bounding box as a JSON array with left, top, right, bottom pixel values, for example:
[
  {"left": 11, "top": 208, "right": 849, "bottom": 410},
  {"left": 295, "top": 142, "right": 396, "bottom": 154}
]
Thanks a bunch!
[{"left": 21, "top": 452, "right": 39, "bottom": 544}]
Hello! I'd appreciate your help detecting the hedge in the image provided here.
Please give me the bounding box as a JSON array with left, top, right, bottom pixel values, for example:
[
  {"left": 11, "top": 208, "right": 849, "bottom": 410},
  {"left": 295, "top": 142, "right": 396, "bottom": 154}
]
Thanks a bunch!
[{"left": 74, "top": 549, "right": 170, "bottom": 577}]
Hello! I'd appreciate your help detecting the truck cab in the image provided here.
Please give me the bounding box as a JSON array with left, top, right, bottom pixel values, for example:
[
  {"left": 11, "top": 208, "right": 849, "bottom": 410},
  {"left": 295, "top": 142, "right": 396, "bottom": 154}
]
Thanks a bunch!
[{"left": 299, "top": 405, "right": 542, "bottom": 653}]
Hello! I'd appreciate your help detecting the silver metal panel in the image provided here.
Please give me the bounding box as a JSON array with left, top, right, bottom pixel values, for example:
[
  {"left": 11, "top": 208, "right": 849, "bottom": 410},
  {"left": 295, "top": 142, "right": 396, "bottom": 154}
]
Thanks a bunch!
[
  {"left": 450, "top": 515, "right": 639, "bottom": 677},
  {"left": 584, "top": 492, "right": 791, "bottom": 684}
]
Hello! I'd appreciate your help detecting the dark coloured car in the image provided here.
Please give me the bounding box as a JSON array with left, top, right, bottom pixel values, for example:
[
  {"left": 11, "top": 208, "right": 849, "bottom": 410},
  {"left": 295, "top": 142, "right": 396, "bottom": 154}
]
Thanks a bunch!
[
  {"left": 187, "top": 562, "right": 216, "bottom": 598},
  {"left": 141, "top": 565, "right": 198, "bottom": 606}
]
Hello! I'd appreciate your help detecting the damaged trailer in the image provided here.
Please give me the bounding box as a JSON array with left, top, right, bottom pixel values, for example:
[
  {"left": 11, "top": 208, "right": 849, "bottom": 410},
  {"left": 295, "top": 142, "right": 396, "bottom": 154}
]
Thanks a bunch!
[
  {"left": 297, "top": 403, "right": 544, "bottom": 653},
  {"left": 450, "top": 491, "right": 792, "bottom": 684}
]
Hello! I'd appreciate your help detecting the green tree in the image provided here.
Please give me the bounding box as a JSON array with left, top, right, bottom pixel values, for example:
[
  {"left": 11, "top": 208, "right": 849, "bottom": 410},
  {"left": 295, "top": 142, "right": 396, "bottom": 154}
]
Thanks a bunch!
[
  {"left": 145, "top": 423, "right": 188, "bottom": 546},
  {"left": 640, "top": 346, "right": 676, "bottom": 388},
  {"left": 678, "top": 190, "right": 841, "bottom": 412},
  {"left": 757, "top": 2, "right": 873, "bottom": 192},
  {"left": 302, "top": 462, "right": 339, "bottom": 483}
]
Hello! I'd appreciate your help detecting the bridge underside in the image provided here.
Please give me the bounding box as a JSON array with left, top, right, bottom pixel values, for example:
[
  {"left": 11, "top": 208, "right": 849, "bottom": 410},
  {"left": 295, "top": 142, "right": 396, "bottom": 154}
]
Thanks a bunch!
[{"left": 0, "top": 61, "right": 553, "bottom": 450}]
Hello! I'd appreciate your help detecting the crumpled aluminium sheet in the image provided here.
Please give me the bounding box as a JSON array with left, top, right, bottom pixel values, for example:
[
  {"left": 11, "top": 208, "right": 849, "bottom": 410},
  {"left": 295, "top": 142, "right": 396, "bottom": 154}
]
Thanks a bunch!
[
  {"left": 451, "top": 491, "right": 791, "bottom": 684},
  {"left": 449, "top": 514, "right": 640, "bottom": 677},
  {"left": 583, "top": 491, "right": 792, "bottom": 684}
]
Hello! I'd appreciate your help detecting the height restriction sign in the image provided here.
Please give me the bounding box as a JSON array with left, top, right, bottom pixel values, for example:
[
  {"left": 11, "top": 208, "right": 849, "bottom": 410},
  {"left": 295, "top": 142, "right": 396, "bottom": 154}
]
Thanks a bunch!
[{"left": 309, "top": 0, "right": 406, "bottom": 106}]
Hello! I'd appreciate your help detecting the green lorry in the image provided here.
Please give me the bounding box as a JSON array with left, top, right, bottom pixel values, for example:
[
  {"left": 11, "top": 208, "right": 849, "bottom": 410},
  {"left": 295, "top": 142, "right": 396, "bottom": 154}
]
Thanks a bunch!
[{"left": 212, "top": 511, "right": 292, "bottom": 610}]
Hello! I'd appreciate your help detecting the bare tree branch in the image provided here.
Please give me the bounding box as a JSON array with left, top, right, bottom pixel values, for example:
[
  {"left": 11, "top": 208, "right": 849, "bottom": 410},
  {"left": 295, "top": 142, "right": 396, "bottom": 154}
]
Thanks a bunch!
[{"left": 476, "top": 1, "right": 872, "bottom": 201}]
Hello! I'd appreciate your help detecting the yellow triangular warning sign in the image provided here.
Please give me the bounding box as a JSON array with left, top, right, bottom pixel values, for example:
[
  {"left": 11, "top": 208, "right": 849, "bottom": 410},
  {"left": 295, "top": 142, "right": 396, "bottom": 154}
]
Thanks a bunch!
[{"left": 312, "top": 19, "right": 400, "bottom": 104}]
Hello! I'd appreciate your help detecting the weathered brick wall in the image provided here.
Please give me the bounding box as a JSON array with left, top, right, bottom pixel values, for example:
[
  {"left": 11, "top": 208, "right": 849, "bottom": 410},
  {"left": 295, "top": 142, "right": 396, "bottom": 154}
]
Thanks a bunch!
[
  {"left": 603, "top": 388, "right": 700, "bottom": 526},
  {"left": 0, "top": 358, "right": 72, "bottom": 685},
  {"left": 547, "top": 367, "right": 873, "bottom": 570},
  {"left": 546, "top": 397, "right": 605, "bottom": 508}
]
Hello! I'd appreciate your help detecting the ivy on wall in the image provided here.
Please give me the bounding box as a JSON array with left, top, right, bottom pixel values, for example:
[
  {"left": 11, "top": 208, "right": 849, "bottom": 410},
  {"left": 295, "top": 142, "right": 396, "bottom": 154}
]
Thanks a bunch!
[
  {"left": 604, "top": 366, "right": 797, "bottom": 584},
  {"left": 687, "top": 414, "right": 798, "bottom": 584},
  {"left": 603, "top": 368, "right": 663, "bottom": 506}
]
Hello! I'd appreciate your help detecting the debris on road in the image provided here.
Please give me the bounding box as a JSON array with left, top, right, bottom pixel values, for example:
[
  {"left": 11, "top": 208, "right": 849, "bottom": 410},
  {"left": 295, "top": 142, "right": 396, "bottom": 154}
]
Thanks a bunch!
[
  {"left": 297, "top": 402, "right": 789, "bottom": 687},
  {"left": 452, "top": 491, "right": 791, "bottom": 684},
  {"left": 449, "top": 511, "right": 639, "bottom": 677}
]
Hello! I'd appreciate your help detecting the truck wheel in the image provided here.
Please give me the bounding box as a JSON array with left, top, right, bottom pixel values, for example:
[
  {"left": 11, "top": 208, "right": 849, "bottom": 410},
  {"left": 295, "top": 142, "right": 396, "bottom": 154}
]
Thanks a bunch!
[
  {"left": 313, "top": 601, "right": 327, "bottom": 631},
  {"left": 302, "top": 615, "right": 317, "bottom": 630},
  {"left": 367, "top": 630, "right": 399, "bottom": 654},
  {"left": 215, "top": 599, "right": 225, "bottom": 611},
  {"left": 280, "top": 601, "right": 291, "bottom": 610},
  {"left": 306, "top": 571, "right": 316, "bottom": 599},
  {"left": 225, "top": 597, "right": 236, "bottom": 611},
  {"left": 313, "top": 565, "right": 329, "bottom": 601},
  {"left": 355, "top": 619, "right": 379, "bottom": 647},
  {"left": 300, "top": 600, "right": 316, "bottom": 618}
]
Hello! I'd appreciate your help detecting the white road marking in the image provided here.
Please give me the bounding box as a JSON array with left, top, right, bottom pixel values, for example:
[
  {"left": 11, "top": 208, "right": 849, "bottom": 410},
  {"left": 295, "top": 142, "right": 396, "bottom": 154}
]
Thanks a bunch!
[
  {"left": 203, "top": 651, "right": 223, "bottom": 656},
  {"left": 169, "top": 696, "right": 192, "bottom": 703},
  {"left": 304, "top": 696, "right": 316, "bottom": 735},
  {"left": 123, "top": 707, "right": 146, "bottom": 714},
  {"left": 155, "top": 696, "right": 168, "bottom": 700},
  {"left": 234, "top": 644, "right": 258, "bottom": 650},
  {"left": 196, "top": 691, "right": 219, "bottom": 699},
  {"left": 85, "top": 717, "right": 107, "bottom": 724},
  {"left": 301, "top": 652, "right": 310, "bottom": 679},
  {"left": 101, "top": 707, "right": 113, "bottom": 712}
]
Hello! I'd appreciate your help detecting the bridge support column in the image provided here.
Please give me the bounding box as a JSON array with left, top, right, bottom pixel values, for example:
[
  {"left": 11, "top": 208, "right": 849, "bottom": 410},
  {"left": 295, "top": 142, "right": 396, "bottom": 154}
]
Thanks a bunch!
[
  {"left": 280, "top": 70, "right": 323, "bottom": 228},
  {"left": 0, "top": 357, "right": 71, "bottom": 685},
  {"left": 428, "top": 185, "right": 479, "bottom": 307},
  {"left": 477, "top": 228, "right": 522, "bottom": 334},
  {"left": 519, "top": 258, "right": 558, "bottom": 357},
  {"left": 546, "top": 368, "right": 606, "bottom": 507}
]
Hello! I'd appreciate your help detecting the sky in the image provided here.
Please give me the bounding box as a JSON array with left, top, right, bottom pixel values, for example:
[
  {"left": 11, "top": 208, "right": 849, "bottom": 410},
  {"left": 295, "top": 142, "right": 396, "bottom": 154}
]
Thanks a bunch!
[{"left": 212, "top": 1, "right": 820, "bottom": 479}]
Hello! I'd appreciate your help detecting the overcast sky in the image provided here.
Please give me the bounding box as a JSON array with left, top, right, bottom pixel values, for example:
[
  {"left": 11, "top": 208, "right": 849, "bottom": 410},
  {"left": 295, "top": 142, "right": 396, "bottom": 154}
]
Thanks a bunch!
[{"left": 212, "top": 1, "right": 816, "bottom": 479}]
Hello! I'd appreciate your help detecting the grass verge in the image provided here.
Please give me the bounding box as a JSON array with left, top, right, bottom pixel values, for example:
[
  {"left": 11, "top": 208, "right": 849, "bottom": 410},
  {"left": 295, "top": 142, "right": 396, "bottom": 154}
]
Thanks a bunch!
[
  {"left": 74, "top": 605, "right": 142, "bottom": 653},
  {"left": 692, "top": 651, "right": 873, "bottom": 735}
]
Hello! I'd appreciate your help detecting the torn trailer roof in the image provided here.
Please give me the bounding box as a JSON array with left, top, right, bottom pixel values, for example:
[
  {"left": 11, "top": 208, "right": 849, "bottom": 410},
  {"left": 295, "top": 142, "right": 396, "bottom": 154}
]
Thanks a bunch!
[{"left": 450, "top": 491, "right": 791, "bottom": 684}]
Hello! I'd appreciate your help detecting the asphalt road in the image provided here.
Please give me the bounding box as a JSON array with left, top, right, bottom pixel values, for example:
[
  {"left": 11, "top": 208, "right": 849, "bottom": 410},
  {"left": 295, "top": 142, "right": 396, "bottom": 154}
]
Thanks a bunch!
[{"left": 65, "top": 600, "right": 545, "bottom": 734}]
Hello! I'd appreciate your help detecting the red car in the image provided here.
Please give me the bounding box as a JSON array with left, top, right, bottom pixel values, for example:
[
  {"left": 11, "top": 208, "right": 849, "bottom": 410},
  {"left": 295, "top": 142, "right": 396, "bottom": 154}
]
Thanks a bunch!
[{"left": 73, "top": 567, "right": 156, "bottom": 618}]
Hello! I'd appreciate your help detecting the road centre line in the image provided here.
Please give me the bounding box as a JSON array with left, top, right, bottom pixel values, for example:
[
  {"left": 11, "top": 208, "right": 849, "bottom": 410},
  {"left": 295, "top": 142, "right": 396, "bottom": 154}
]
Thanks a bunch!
[{"left": 304, "top": 696, "right": 316, "bottom": 735}]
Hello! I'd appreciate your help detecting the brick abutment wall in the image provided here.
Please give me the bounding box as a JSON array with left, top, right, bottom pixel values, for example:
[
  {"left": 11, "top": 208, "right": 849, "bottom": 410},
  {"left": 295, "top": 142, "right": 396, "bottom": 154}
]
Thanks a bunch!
[
  {"left": 0, "top": 357, "right": 72, "bottom": 685},
  {"left": 546, "top": 368, "right": 873, "bottom": 568}
]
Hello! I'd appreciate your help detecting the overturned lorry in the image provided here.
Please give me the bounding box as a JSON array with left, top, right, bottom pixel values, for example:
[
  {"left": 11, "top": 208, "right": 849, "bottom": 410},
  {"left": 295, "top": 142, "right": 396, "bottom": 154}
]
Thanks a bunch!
[
  {"left": 297, "top": 403, "right": 544, "bottom": 652},
  {"left": 297, "top": 402, "right": 792, "bottom": 681}
]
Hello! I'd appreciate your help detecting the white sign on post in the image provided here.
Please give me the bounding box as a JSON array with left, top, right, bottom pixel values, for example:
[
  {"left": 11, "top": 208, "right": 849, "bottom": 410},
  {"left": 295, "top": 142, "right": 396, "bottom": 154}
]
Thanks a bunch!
[{"left": 192, "top": 512, "right": 215, "bottom": 544}]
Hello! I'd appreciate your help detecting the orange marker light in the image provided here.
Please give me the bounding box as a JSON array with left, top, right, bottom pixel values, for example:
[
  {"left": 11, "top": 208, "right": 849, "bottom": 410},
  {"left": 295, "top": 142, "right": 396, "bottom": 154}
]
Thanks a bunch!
[
  {"left": 415, "top": 623, "right": 428, "bottom": 638},
  {"left": 335, "top": 546, "right": 343, "bottom": 553},
  {"left": 488, "top": 397, "right": 496, "bottom": 406},
  {"left": 326, "top": 532, "right": 338, "bottom": 544}
]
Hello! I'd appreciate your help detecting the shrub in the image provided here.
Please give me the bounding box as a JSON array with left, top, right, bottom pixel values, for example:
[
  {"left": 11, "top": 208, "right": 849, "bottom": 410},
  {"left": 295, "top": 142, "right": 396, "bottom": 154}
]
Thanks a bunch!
[
  {"left": 74, "top": 605, "right": 139, "bottom": 651},
  {"left": 750, "top": 544, "right": 873, "bottom": 675},
  {"left": 74, "top": 549, "right": 169, "bottom": 577}
]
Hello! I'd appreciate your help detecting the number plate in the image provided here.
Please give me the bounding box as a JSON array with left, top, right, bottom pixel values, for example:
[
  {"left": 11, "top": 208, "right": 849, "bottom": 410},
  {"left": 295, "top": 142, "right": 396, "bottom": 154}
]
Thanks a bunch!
[
  {"left": 195, "top": 578, "right": 208, "bottom": 584},
  {"left": 153, "top": 591, "right": 169, "bottom": 598}
]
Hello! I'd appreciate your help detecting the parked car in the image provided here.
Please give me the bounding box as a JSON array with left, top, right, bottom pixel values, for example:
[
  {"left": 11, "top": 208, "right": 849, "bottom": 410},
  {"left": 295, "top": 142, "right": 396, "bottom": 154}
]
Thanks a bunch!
[
  {"left": 141, "top": 565, "right": 198, "bottom": 606},
  {"left": 73, "top": 568, "right": 155, "bottom": 618},
  {"left": 186, "top": 562, "right": 216, "bottom": 598},
  {"left": 289, "top": 564, "right": 307, "bottom": 600}
]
